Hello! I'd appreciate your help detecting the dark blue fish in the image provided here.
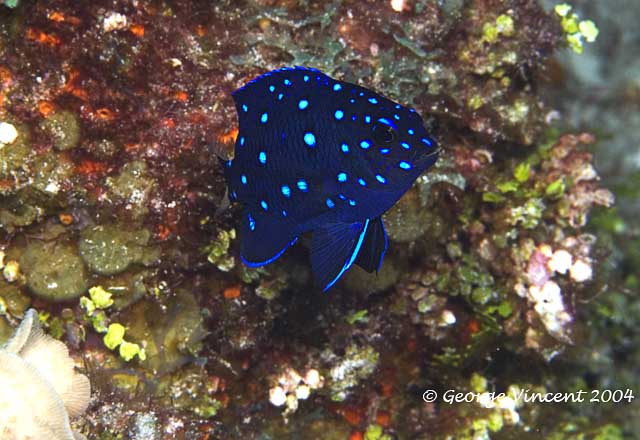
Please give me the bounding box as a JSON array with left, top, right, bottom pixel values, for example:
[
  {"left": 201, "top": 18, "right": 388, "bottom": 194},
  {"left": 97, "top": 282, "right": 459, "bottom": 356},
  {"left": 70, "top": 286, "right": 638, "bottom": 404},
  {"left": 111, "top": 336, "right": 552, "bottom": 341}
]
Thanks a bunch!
[{"left": 225, "top": 66, "right": 439, "bottom": 291}]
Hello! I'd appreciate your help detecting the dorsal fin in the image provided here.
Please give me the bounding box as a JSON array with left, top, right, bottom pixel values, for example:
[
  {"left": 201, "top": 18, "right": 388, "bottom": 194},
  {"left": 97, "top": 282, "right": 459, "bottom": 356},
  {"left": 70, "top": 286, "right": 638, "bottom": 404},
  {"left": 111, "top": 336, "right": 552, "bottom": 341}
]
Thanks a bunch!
[{"left": 232, "top": 66, "right": 323, "bottom": 105}]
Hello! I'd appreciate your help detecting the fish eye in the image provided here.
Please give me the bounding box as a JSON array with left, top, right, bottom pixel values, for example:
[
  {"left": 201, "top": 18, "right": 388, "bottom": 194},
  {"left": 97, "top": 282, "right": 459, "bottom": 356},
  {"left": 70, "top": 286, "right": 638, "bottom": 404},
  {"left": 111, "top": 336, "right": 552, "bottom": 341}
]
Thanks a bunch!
[{"left": 372, "top": 124, "right": 397, "bottom": 144}]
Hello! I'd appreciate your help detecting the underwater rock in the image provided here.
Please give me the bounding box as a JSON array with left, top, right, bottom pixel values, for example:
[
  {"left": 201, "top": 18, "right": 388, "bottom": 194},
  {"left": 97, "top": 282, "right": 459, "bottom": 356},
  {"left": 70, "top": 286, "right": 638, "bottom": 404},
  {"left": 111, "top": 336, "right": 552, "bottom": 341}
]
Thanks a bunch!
[
  {"left": 0, "top": 309, "right": 90, "bottom": 440},
  {"left": 342, "top": 255, "right": 402, "bottom": 295},
  {"left": 20, "top": 241, "right": 88, "bottom": 302},
  {"left": 383, "top": 187, "right": 432, "bottom": 244}
]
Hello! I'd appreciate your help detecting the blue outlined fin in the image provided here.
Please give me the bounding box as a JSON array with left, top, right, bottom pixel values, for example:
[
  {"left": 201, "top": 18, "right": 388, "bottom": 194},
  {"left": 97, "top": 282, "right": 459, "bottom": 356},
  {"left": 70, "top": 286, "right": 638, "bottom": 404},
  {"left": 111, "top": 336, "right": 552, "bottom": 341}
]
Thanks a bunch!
[
  {"left": 354, "top": 217, "right": 388, "bottom": 273},
  {"left": 310, "top": 219, "right": 370, "bottom": 291}
]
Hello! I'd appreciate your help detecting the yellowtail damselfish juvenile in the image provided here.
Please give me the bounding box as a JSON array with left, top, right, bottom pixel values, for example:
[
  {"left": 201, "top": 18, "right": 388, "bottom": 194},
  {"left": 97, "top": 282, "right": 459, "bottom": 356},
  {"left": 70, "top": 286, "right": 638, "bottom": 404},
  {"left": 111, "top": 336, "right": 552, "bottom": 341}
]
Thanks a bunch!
[{"left": 225, "top": 66, "right": 439, "bottom": 291}]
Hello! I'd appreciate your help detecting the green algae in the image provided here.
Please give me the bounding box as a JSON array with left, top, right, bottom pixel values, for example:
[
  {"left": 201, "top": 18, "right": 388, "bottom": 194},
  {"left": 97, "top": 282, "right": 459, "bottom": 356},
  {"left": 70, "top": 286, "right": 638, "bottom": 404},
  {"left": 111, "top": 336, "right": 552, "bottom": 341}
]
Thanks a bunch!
[
  {"left": 327, "top": 344, "right": 380, "bottom": 402},
  {"left": 364, "top": 424, "right": 392, "bottom": 440},
  {"left": 19, "top": 241, "right": 88, "bottom": 301},
  {"left": 2, "top": 0, "right": 19, "bottom": 8},
  {"left": 0, "top": 199, "right": 42, "bottom": 231},
  {"left": 40, "top": 110, "right": 81, "bottom": 151},
  {"left": 123, "top": 289, "right": 205, "bottom": 373},
  {"left": 555, "top": 4, "right": 599, "bottom": 54},
  {"left": 205, "top": 228, "right": 236, "bottom": 272},
  {"left": 157, "top": 366, "right": 223, "bottom": 418},
  {"left": 78, "top": 224, "right": 160, "bottom": 276},
  {"left": 30, "top": 152, "right": 74, "bottom": 196},
  {"left": 104, "top": 322, "right": 125, "bottom": 350},
  {"left": 0, "top": 283, "right": 30, "bottom": 316},
  {"left": 104, "top": 161, "right": 156, "bottom": 219}
]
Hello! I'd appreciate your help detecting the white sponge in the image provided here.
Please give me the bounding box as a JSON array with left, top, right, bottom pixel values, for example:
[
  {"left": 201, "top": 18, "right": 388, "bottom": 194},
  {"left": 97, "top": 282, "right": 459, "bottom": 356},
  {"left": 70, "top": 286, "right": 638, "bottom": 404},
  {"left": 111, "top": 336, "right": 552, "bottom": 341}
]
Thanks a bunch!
[{"left": 0, "top": 309, "right": 91, "bottom": 440}]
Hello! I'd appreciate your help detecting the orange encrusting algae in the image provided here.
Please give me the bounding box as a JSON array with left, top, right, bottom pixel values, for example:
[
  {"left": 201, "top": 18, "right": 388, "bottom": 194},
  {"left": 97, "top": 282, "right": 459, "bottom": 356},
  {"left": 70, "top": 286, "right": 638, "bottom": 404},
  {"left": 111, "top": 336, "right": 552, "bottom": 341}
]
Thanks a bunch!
[
  {"left": 223, "top": 285, "right": 241, "bottom": 299},
  {"left": 76, "top": 159, "right": 108, "bottom": 176},
  {"left": 26, "top": 28, "right": 61, "bottom": 46},
  {"left": 130, "top": 24, "right": 145, "bottom": 37},
  {"left": 173, "top": 91, "right": 189, "bottom": 102},
  {"left": 156, "top": 225, "right": 172, "bottom": 241},
  {"left": 218, "top": 128, "right": 238, "bottom": 145},
  {"left": 38, "top": 100, "right": 56, "bottom": 117}
]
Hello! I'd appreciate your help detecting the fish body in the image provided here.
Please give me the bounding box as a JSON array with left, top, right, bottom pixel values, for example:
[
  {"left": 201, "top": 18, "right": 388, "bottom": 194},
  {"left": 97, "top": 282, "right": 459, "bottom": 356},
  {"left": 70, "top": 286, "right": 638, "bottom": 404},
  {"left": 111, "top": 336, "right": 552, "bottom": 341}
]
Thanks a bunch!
[{"left": 225, "top": 66, "right": 439, "bottom": 291}]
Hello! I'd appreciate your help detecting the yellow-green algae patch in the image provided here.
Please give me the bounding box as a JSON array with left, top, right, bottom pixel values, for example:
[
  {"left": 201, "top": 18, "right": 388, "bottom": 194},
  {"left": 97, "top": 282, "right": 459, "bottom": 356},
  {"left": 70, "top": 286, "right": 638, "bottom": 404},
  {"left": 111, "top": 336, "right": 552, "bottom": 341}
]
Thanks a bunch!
[{"left": 78, "top": 224, "right": 160, "bottom": 276}]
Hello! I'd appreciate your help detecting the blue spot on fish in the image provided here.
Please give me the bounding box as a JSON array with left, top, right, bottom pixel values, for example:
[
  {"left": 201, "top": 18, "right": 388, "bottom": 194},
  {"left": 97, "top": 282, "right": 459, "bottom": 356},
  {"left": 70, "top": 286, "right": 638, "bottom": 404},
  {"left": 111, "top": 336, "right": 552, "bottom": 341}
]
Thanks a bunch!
[
  {"left": 297, "top": 179, "right": 308, "bottom": 192},
  {"left": 304, "top": 132, "right": 316, "bottom": 147},
  {"left": 226, "top": 66, "right": 439, "bottom": 291}
]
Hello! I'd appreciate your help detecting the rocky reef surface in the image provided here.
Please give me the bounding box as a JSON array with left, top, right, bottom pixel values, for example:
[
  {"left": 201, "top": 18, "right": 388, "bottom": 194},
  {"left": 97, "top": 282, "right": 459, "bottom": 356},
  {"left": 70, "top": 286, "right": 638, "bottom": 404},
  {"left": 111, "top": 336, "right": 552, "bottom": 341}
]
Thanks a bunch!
[{"left": 0, "top": 1, "right": 636, "bottom": 439}]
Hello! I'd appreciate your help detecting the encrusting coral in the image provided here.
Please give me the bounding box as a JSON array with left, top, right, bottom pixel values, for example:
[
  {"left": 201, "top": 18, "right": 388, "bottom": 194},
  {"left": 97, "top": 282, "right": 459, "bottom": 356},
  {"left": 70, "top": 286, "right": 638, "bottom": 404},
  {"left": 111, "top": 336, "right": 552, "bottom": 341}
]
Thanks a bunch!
[{"left": 0, "top": 309, "right": 90, "bottom": 440}]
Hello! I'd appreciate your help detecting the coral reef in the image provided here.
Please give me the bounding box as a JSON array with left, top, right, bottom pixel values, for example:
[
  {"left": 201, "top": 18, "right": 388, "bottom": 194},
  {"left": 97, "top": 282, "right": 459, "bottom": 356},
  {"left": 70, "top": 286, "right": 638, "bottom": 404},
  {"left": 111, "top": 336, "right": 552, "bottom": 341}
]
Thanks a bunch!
[{"left": 0, "top": 0, "right": 636, "bottom": 439}]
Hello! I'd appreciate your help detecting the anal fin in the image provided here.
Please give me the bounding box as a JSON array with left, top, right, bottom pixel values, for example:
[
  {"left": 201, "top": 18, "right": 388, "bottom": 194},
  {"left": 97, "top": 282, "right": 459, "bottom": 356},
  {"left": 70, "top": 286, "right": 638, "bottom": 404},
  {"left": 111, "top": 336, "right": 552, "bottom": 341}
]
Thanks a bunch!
[
  {"left": 311, "top": 219, "right": 370, "bottom": 291},
  {"left": 354, "top": 217, "right": 388, "bottom": 273}
]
